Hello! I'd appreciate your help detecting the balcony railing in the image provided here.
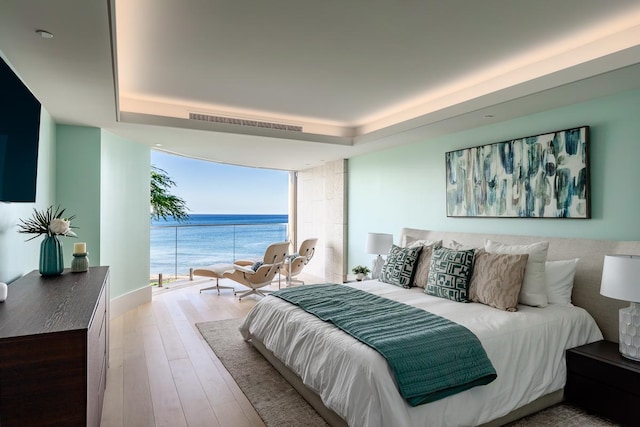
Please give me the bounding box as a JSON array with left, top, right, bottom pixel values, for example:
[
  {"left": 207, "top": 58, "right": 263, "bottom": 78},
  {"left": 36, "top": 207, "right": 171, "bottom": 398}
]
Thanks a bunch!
[{"left": 150, "top": 222, "right": 289, "bottom": 280}]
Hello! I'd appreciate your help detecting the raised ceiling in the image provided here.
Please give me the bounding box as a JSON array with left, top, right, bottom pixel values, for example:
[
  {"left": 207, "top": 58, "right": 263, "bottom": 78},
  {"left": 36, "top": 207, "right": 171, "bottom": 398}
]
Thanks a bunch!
[{"left": 1, "top": 1, "right": 640, "bottom": 170}]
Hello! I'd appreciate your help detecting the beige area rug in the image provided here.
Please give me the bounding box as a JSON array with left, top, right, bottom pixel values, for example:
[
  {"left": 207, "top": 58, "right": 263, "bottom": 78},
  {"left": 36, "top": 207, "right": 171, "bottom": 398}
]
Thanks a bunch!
[
  {"left": 197, "top": 318, "right": 617, "bottom": 427},
  {"left": 196, "top": 318, "right": 330, "bottom": 427}
]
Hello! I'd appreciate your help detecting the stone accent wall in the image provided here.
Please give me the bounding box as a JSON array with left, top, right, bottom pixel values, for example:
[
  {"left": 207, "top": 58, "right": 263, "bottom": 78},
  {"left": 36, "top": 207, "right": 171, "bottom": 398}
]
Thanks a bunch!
[{"left": 296, "top": 159, "right": 347, "bottom": 283}]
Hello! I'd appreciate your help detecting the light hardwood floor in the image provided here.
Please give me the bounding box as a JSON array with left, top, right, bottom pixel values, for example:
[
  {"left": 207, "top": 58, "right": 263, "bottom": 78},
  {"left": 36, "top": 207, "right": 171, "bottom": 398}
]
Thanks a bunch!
[{"left": 100, "top": 277, "right": 289, "bottom": 427}]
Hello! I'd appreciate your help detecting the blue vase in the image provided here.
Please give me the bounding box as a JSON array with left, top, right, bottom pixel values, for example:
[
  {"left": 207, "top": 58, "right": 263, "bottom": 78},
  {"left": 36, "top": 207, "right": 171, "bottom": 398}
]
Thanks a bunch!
[{"left": 40, "top": 235, "right": 64, "bottom": 276}]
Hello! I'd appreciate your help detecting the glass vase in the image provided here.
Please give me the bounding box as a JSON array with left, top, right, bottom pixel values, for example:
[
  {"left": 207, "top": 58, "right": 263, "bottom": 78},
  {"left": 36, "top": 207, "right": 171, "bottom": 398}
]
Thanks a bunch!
[{"left": 40, "top": 235, "right": 64, "bottom": 276}]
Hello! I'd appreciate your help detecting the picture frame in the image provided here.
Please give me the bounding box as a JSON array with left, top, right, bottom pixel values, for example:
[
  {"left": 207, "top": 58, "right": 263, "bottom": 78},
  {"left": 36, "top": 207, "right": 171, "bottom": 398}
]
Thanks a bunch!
[{"left": 445, "top": 126, "right": 590, "bottom": 218}]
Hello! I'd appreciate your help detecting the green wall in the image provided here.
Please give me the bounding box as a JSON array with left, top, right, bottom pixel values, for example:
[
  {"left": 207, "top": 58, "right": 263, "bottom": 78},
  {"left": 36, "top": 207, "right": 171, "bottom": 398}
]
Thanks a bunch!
[
  {"left": 100, "top": 130, "right": 150, "bottom": 298},
  {"left": 56, "top": 125, "right": 102, "bottom": 264},
  {"left": 0, "top": 51, "right": 152, "bottom": 300},
  {"left": 49, "top": 125, "right": 150, "bottom": 299},
  {"left": 0, "top": 109, "right": 57, "bottom": 283},
  {"left": 348, "top": 88, "right": 640, "bottom": 269}
]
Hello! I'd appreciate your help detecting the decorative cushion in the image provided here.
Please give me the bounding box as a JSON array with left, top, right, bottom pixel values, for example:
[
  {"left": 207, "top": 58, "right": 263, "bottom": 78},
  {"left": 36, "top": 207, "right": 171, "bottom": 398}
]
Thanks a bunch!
[
  {"left": 426, "top": 247, "right": 475, "bottom": 302},
  {"left": 546, "top": 259, "right": 579, "bottom": 305},
  {"left": 251, "top": 261, "right": 264, "bottom": 271},
  {"left": 285, "top": 252, "right": 300, "bottom": 262},
  {"left": 484, "top": 239, "right": 549, "bottom": 307},
  {"left": 410, "top": 240, "right": 442, "bottom": 288},
  {"left": 379, "top": 245, "right": 421, "bottom": 288},
  {"left": 469, "top": 249, "right": 529, "bottom": 312}
]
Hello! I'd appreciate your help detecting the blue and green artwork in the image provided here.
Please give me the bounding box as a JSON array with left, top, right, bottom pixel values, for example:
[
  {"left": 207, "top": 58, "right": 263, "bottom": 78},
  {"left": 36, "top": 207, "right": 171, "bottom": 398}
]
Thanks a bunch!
[{"left": 446, "top": 126, "right": 590, "bottom": 218}]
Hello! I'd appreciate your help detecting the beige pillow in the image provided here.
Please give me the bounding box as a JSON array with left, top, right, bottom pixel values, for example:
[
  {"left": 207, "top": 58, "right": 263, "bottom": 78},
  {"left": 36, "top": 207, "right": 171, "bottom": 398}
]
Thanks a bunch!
[
  {"left": 484, "top": 239, "right": 549, "bottom": 307},
  {"left": 410, "top": 240, "right": 442, "bottom": 288},
  {"left": 469, "top": 249, "right": 529, "bottom": 312}
]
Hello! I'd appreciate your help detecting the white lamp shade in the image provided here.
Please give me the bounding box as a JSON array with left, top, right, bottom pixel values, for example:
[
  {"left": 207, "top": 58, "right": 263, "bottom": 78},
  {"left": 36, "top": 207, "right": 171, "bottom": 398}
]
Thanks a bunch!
[
  {"left": 365, "top": 233, "right": 393, "bottom": 255},
  {"left": 600, "top": 255, "right": 640, "bottom": 302}
]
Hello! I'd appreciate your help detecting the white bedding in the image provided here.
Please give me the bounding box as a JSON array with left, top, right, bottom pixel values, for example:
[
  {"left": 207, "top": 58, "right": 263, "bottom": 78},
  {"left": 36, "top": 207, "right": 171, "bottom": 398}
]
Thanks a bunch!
[{"left": 239, "top": 280, "right": 603, "bottom": 427}]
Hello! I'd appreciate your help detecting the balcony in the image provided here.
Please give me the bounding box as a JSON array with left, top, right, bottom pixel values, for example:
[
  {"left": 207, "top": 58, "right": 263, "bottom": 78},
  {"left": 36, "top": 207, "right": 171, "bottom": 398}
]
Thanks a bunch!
[{"left": 150, "top": 221, "right": 289, "bottom": 284}]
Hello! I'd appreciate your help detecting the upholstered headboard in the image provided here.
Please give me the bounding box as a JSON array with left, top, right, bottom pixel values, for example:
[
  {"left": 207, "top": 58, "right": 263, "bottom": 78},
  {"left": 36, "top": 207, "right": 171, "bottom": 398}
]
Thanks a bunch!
[{"left": 400, "top": 228, "right": 640, "bottom": 342}]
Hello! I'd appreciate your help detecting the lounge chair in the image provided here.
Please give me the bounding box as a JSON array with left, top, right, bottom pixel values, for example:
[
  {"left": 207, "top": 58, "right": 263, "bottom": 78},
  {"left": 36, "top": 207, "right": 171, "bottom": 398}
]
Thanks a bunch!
[
  {"left": 279, "top": 238, "right": 318, "bottom": 287},
  {"left": 195, "top": 241, "right": 290, "bottom": 300}
]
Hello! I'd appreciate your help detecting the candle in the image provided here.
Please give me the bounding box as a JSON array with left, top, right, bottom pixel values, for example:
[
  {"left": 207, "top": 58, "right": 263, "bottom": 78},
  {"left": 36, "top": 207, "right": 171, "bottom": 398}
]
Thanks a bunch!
[{"left": 74, "top": 242, "right": 86, "bottom": 254}]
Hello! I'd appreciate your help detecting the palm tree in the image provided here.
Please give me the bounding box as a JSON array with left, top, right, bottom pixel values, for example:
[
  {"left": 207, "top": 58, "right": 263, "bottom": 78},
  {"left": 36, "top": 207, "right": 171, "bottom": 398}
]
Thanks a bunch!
[{"left": 150, "top": 166, "right": 189, "bottom": 222}]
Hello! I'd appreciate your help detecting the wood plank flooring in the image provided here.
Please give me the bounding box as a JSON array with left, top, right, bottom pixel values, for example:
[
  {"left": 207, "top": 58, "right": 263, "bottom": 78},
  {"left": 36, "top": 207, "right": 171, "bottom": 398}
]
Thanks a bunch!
[{"left": 100, "top": 277, "right": 291, "bottom": 427}]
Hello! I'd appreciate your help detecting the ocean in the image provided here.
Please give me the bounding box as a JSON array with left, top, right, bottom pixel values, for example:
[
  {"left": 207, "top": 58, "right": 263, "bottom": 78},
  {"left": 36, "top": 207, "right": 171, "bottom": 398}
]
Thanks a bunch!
[{"left": 150, "top": 214, "right": 289, "bottom": 277}]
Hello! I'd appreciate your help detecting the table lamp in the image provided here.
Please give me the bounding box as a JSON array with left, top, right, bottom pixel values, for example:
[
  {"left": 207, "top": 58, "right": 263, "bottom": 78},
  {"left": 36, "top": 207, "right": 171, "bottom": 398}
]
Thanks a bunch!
[
  {"left": 366, "top": 232, "right": 393, "bottom": 280},
  {"left": 600, "top": 254, "right": 640, "bottom": 361}
]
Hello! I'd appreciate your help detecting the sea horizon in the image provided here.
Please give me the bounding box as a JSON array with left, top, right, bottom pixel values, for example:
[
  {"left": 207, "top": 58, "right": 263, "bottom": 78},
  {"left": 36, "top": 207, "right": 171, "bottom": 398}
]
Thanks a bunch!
[{"left": 150, "top": 213, "right": 289, "bottom": 278}]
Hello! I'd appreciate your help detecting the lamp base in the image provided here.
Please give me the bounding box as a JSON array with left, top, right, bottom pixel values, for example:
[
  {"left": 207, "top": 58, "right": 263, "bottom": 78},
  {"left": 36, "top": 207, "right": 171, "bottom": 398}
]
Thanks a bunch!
[
  {"left": 619, "top": 302, "right": 640, "bottom": 361},
  {"left": 371, "top": 255, "right": 385, "bottom": 280}
]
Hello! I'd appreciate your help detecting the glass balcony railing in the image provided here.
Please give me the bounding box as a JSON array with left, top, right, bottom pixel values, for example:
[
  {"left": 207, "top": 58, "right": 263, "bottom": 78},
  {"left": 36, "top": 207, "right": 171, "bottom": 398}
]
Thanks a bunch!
[{"left": 150, "top": 222, "right": 289, "bottom": 281}]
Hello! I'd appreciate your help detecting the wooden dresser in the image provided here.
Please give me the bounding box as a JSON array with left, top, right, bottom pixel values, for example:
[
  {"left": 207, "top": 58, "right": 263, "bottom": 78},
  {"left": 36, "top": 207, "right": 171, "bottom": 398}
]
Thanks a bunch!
[{"left": 0, "top": 266, "right": 109, "bottom": 427}]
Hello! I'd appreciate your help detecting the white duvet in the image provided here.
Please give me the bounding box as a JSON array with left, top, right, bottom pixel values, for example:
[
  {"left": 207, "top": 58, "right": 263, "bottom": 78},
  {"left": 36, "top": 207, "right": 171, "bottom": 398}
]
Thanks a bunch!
[{"left": 239, "top": 281, "right": 603, "bottom": 427}]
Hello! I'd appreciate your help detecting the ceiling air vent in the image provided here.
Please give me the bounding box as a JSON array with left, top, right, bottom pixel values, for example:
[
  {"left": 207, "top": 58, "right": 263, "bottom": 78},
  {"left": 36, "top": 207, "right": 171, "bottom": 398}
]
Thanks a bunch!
[{"left": 189, "top": 113, "right": 303, "bottom": 132}]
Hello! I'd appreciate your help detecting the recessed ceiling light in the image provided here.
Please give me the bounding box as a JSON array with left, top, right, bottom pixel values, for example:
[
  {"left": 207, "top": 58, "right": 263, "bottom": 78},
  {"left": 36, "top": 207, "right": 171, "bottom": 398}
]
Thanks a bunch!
[
  {"left": 483, "top": 114, "right": 495, "bottom": 119},
  {"left": 155, "top": 144, "right": 163, "bottom": 147},
  {"left": 35, "top": 29, "right": 54, "bottom": 39}
]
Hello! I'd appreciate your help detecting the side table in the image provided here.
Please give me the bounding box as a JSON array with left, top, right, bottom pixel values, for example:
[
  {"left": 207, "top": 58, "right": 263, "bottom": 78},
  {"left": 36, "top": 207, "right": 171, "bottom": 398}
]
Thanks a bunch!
[{"left": 566, "top": 340, "right": 640, "bottom": 426}]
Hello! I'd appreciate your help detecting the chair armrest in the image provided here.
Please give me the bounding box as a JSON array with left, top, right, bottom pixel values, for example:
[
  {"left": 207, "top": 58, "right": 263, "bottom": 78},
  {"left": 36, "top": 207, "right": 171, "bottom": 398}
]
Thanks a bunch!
[{"left": 234, "top": 260, "right": 254, "bottom": 267}]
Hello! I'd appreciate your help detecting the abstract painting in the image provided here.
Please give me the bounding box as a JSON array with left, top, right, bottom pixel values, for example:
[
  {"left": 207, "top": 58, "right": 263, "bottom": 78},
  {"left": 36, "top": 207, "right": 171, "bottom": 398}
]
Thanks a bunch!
[{"left": 445, "top": 126, "right": 590, "bottom": 218}]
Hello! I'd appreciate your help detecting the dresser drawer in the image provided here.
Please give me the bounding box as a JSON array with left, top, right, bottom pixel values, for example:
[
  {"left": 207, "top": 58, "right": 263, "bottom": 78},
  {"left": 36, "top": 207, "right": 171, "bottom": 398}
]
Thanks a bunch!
[
  {"left": 87, "top": 285, "right": 108, "bottom": 427},
  {"left": 567, "top": 370, "right": 640, "bottom": 424},
  {"left": 567, "top": 348, "right": 640, "bottom": 396}
]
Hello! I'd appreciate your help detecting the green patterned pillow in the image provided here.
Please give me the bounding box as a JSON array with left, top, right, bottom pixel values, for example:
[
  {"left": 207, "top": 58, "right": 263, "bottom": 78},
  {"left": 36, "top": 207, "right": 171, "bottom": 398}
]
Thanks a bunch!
[
  {"left": 379, "top": 245, "right": 421, "bottom": 288},
  {"left": 426, "top": 247, "right": 476, "bottom": 302}
]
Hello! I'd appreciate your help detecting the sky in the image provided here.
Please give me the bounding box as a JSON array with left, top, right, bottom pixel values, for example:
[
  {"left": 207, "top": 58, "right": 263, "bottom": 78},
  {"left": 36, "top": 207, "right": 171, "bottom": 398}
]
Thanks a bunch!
[{"left": 151, "top": 150, "right": 289, "bottom": 214}]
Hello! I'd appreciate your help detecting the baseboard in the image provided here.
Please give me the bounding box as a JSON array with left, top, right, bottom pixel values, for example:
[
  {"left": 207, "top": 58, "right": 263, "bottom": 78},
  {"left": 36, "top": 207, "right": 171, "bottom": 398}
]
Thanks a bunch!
[{"left": 109, "top": 285, "right": 151, "bottom": 319}]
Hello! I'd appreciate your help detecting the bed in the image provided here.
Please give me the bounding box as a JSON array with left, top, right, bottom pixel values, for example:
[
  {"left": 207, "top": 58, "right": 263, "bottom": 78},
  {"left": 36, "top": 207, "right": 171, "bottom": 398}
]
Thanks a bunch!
[{"left": 239, "top": 228, "right": 639, "bottom": 426}]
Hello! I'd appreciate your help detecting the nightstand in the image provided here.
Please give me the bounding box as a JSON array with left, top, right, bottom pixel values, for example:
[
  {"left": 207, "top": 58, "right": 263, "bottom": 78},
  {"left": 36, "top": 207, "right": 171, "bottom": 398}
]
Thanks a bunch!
[{"left": 566, "top": 340, "right": 640, "bottom": 426}]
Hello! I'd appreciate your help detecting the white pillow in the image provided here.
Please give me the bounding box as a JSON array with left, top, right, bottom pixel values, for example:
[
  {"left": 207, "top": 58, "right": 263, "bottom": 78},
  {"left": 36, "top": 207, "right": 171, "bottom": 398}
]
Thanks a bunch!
[
  {"left": 484, "top": 239, "right": 549, "bottom": 307},
  {"left": 546, "top": 259, "right": 579, "bottom": 305},
  {"left": 446, "top": 239, "right": 475, "bottom": 250},
  {"left": 406, "top": 238, "right": 439, "bottom": 249}
]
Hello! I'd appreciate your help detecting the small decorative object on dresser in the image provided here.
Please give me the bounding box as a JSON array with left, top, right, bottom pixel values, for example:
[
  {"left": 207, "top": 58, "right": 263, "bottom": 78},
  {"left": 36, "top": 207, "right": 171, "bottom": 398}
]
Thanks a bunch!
[
  {"left": 72, "top": 242, "right": 89, "bottom": 272},
  {"left": 566, "top": 340, "right": 640, "bottom": 426},
  {"left": 17, "top": 205, "right": 78, "bottom": 276},
  {"left": 599, "top": 254, "right": 640, "bottom": 360},
  {"left": 71, "top": 252, "right": 90, "bottom": 272}
]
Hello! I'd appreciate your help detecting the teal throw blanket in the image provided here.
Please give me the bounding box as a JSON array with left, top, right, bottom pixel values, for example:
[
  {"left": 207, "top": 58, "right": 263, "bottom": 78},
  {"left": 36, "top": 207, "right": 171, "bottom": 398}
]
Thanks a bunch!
[{"left": 272, "top": 284, "right": 497, "bottom": 406}]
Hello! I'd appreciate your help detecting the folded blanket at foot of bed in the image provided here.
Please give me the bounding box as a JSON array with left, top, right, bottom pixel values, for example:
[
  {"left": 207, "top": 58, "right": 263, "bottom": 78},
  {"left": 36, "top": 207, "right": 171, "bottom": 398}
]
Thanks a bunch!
[{"left": 272, "top": 284, "right": 497, "bottom": 406}]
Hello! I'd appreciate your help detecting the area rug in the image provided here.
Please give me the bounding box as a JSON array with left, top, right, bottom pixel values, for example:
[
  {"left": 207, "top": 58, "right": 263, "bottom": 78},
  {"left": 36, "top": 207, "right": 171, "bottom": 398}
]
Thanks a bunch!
[
  {"left": 196, "top": 318, "right": 329, "bottom": 427},
  {"left": 197, "top": 318, "right": 615, "bottom": 427}
]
